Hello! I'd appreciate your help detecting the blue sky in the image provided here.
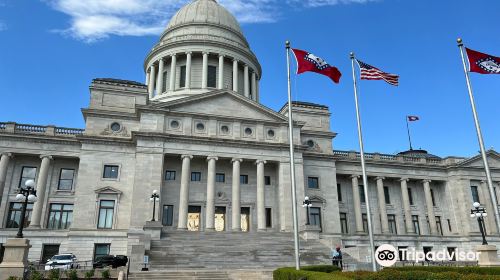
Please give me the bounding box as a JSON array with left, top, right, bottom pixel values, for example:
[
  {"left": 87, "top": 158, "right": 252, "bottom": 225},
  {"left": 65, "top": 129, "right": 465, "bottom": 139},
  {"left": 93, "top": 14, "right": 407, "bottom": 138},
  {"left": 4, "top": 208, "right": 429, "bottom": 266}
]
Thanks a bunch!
[{"left": 1, "top": 0, "right": 499, "bottom": 158}]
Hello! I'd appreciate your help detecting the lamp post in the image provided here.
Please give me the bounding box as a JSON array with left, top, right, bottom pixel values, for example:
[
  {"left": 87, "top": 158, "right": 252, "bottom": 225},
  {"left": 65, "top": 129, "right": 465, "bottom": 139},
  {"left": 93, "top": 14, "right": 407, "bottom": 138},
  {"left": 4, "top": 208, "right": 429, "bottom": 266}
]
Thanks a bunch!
[
  {"left": 302, "top": 196, "right": 312, "bottom": 225},
  {"left": 150, "top": 190, "right": 160, "bottom": 222},
  {"left": 470, "top": 202, "right": 488, "bottom": 245},
  {"left": 15, "top": 179, "right": 37, "bottom": 238}
]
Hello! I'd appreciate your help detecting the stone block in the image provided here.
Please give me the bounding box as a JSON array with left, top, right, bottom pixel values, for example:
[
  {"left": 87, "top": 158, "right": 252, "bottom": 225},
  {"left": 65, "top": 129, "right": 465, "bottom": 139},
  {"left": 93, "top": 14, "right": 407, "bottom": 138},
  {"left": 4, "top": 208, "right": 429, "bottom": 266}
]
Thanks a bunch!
[
  {"left": 300, "top": 225, "right": 321, "bottom": 240},
  {"left": 0, "top": 238, "right": 31, "bottom": 280},
  {"left": 476, "top": 245, "right": 500, "bottom": 267}
]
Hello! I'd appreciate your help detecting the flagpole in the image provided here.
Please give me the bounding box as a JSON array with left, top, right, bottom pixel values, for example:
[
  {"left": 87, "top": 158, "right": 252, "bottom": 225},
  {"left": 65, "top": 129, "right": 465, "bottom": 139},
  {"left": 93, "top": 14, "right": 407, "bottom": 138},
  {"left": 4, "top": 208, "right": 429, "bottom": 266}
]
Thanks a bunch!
[
  {"left": 286, "top": 40, "right": 301, "bottom": 270},
  {"left": 350, "top": 52, "right": 377, "bottom": 272},
  {"left": 457, "top": 38, "right": 500, "bottom": 233},
  {"left": 405, "top": 116, "right": 413, "bottom": 150}
]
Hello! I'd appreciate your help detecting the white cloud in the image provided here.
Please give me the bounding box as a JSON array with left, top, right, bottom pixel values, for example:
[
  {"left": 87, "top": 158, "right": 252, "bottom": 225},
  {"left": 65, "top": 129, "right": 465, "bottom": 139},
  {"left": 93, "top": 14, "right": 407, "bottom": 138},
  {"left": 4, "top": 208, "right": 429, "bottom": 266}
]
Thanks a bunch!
[{"left": 43, "top": 0, "right": 375, "bottom": 42}]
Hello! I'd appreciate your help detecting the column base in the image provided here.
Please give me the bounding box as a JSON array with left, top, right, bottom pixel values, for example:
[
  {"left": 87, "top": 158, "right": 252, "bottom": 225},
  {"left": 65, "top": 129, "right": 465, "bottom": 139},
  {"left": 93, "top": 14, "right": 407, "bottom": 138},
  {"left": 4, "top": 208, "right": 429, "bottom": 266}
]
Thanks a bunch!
[
  {"left": 28, "top": 225, "right": 41, "bottom": 229},
  {"left": 257, "top": 228, "right": 267, "bottom": 232}
]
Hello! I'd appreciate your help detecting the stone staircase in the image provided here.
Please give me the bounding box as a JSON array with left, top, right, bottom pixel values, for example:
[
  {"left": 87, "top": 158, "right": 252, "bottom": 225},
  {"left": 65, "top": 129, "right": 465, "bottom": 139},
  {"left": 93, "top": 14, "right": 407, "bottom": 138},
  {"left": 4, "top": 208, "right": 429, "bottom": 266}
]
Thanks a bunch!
[{"left": 128, "top": 270, "right": 272, "bottom": 280}]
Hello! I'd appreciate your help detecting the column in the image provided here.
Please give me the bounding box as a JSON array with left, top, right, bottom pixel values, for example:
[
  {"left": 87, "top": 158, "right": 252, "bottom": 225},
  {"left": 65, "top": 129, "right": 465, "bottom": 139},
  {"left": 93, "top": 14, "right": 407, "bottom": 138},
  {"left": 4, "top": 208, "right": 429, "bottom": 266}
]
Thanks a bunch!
[
  {"left": 156, "top": 58, "right": 165, "bottom": 95},
  {"left": 30, "top": 155, "right": 52, "bottom": 228},
  {"left": 178, "top": 155, "right": 192, "bottom": 230},
  {"left": 479, "top": 180, "right": 497, "bottom": 234},
  {"left": 145, "top": 70, "right": 150, "bottom": 86},
  {"left": 231, "top": 158, "right": 242, "bottom": 231},
  {"left": 376, "top": 177, "right": 390, "bottom": 234},
  {"left": 0, "top": 153, "right": 12, "bottom": 205},
  {"left": 251, "top": 72, "right": 257, "bottom": 101},
  {"left": 256, "top": 78, "right": 260, "bottom": 101},
  {"left": 351, "top": 175, "right": 364, "bottom": 233},
  {"left": 202, "top": 52, "right": 209, "bottom": 89},
  {"left": 400, "top": 178, "right": 414, "bottom": 234},
  {"left": 186, "top": 52, "right": 192, "bottom": 89},
  {"left": 423, "top": 179, "right": 437, "bottom": 235},
  {"left": 148, "top": 64, "right": 156, "bottom": 98},
  {"left": 205, "top": 156, "right": 218, "bottom": 231},
  {"left": 218, "top": 55, "right": 224, "bottom": 89},
  {"left": 169, "top": 54, "right": 177, "bottom": 92},
  {"left": 232, "top": 59, "right": 238, "bottom": 92},
  {"left": 243, "top": 65, "right": 249, "bottom": 98},
  {"left": 256, "top": 160, "right": 266, "bottom": 231}
]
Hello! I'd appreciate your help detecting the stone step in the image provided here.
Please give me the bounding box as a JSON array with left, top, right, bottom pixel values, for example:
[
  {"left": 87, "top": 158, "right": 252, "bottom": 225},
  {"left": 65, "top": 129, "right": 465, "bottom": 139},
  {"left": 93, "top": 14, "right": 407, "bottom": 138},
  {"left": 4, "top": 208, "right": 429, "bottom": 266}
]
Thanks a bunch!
[{"left": 128, "top": 270, "right": 273, "bottom": 280}]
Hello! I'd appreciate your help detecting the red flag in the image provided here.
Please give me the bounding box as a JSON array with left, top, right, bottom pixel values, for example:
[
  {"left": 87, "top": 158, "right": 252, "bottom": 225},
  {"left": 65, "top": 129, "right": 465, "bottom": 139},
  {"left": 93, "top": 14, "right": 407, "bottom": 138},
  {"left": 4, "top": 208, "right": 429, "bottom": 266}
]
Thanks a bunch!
[
  {"left": 466, "top": 48, "right": 500, "bottom": 74},
  {"left": 407, "top": 116, "right": 419, "bottom": 122},
  {"left": 291, "top": 48, "right": 341, "bottom": 83}
]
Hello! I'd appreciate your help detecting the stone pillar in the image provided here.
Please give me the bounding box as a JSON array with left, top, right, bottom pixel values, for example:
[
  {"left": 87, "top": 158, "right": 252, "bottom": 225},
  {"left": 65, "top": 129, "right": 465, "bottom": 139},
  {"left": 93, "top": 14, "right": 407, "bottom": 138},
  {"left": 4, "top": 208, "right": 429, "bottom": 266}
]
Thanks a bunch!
[
  {"left": 186, "top": 52, "right": 192, "bottom": 89},
  {"left": 145, "top": 70, "right": 150, "bottom": 86},
  {"left": 202, "top": 52, "right": 209, "bottom": 89},
  {"left": 251, "top": 72, "right": 257, "bottom": 101},
  {"left": 400, "top": 178, "right": 415, "bottom": 234},
  {"left": 0, "top": 238, "right": 31, "bottom": 280},
  {"left": 30, "top": 155, "right": 52, "bottom": 228},
  {"left": 256, "top": 78, "right": 260, "bottom": 101},
  {"left": 243, "top": 65, "right": 250, "bottom": 98},
  {"left": 218, "top": 55, "right": 224, "bottom": 89},
  {"left": 156, "top": 58, "right": 165, "bottom": 95},
  {"left": 232, "top": 59, "right": 238, "bottom": 92},
  {"left": 169, "top": 54, "right": 177, "bottom": 92},
  {"left": 376, "top": 177, "right": 390, "bottom": 234},
  {"left": 231, "top": 158, "right": 242, "bottom": 231},
  {"left": 205, "top": 156, "right": 218, "bottom": 231},
  {"left": 351, "top": 175, "right": 364, "bottom": 233},
  {"left": 256, "top": 160, "right": 266, "bottom": 231},
  {"left": 178, "top": 155, "right": 192, "bottom": 230},
  {"left": 423, "top": 179, "right": 437, "bottom": 235},
  {"left": 0, "top": 153, "right": 12, "bottom": 205},
  {"left": 148, "top": 64, "right": 156, "bottom": 98}
]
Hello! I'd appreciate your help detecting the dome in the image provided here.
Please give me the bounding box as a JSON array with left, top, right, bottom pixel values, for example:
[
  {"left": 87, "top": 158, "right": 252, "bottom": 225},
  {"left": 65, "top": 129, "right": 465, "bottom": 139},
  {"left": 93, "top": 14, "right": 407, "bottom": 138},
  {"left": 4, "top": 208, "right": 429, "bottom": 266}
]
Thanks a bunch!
[{"left": 398, "top": 149, "right": 441, "bottom": 159}]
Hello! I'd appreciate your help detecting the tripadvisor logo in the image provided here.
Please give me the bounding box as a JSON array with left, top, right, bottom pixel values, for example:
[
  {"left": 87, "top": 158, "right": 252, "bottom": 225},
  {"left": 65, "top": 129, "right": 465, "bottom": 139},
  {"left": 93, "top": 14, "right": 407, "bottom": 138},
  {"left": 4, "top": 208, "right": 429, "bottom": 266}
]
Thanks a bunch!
[{"left": 375, "top": 244, "right": 397, "bottom": 267}]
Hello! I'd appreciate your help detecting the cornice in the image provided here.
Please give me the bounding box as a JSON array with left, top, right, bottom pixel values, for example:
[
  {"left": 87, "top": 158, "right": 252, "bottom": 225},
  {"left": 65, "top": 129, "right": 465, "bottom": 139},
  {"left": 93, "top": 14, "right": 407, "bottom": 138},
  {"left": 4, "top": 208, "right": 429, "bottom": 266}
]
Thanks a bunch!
[
  {"left": 301, "top": 130, "right": 337, "bottom": 138},
  {"left": 0, "top": 132, "right": 81, "bottom": 146},
  {"left": 76, "top": 135, "right": 135, "bottom": 146},
  {"left": 81, "top": 108, "right": 140, "bottom": 121}
]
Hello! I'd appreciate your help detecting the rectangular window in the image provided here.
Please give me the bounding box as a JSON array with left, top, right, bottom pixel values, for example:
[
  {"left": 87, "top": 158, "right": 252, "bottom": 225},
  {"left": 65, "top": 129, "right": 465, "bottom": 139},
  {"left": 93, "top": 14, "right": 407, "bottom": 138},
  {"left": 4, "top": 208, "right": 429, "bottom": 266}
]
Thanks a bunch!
[
  {"left": 447, "top": 219, "right": 452, "bottom": 232},
  {"left": 179, "top": 66, "right": 186, "bottom": 88},
  {"left": 216, "top": 173, "right": 225, "bottom": 183},
  {"left": 207, "top": 65, "right": 217, "bottom": 88},
  {"left": 340, "top": 213, "right": 348, "bottom": 234},
  {"left": 58, "top": 169, "right": 75, "bottom": 190},
  {"left": 94, "top": 244, "right": 110, "bottom": 261},
  {"left": 384, "top": 186, "right": 391, "bottom": 204},
  {"left": 6, "top": 202, "right": 33, "bottom": 228},
  {"left": 308, "top": 177, "right": 319, "bottom": 189},
  {"left": 265, "top": 208, "right": 272, "bottom": 228},
  {"left": 412, "top": 215, "right": 420, "bottom": 235},
  {"left": 430, "top": 189, "right": 436, "bottom": 206},
  {"left": 240, "top": 175, "right": 248, "bottom": 184},
  {"left": 162, "top": 205, "right": 173, "bottom": 226},
  {"left": 191, "top": 172, "right": 201, "bottom": 182},
  {"left": 309, "top": 207, "right": 321, "bottom": 230},
  {"left": 436, "top": 216, "right": 443, "bottom": 236},
  {"left": 337, "top": 184, "right": 342, "bottom": 201},
  {"left": 19, "top": 166, "right": 37, "bottom": 188},
  {"left": 359, "top": 185, "right": 366, "bottom": 203},
  {"left": 103, "top": 165, "right": 119, "bottom": 179},
  {"left": 265, "top": 176, "right": 271, "bottom": 186},
  {"left": 388, "top": 214, "right": 397, "bottom": 234},
  {"left": 165, "top": 170, "right": 176, "bottom": 181},
  {"left": 41, "top": 244, "right": 60, "bottom": 263},
  {"left": 0, "top": 243, "right": 4, "bottom": 263},
  {"left": 471, "top": 186, "right": 480, "bottom": 203},
  {"left": 362, "top": 214, "right": 368, "bottom": 233},
  {"left": 408, "top": 187, "right": 414, "bottom": 205},
  {"left": 162, "top": 71, "right": 168, "bottom": 92},
  {"left": 97, "top": 200, "right": 115, "bottom": 229},
  {"left": 47, "top": 204, "right": 73, "bottom": 229}
]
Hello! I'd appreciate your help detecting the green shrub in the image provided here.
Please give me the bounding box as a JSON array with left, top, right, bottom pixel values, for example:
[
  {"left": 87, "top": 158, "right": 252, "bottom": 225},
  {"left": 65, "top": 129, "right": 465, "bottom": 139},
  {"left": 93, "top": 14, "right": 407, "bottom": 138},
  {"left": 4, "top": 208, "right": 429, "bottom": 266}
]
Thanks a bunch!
[
  {"left": 48, "top": 268, "right": 60, "bottom": 280},
  {"left": 29, "top": 269, "right": 44, "bottom": 280},
  {"left": 7, "top": 277, "right": 21, "bottom": 280},
  {"left": 85, "top": 269, "right": 95, "bottom": 279},
  {"left": 302, "top": 265, "right": 342, "bottom": 273},
  {"left": 65, "top": 269, "right": 78, "bottom": 280},
  {"left": 387, "top": 266, "right": 500, "bottom": 275},
  {"left": 273, "top": 267, "right": 350, "bottom": 280},
  {"left": 101, "top": 269, "right": 111, "bottom": 279}
]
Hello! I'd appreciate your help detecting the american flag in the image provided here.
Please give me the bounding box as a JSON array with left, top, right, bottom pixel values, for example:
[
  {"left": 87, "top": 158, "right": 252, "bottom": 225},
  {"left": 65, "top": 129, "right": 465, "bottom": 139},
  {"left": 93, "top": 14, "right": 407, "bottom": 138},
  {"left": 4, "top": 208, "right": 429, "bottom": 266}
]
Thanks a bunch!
[{"left": 356, "top": 59, "right": 399, "bottom": 86}]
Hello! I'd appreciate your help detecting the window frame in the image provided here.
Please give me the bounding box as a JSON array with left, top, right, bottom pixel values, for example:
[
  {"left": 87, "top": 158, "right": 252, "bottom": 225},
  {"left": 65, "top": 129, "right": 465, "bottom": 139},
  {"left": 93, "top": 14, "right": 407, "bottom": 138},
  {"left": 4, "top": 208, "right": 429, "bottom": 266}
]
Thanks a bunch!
[
  {"left": 240, "top": 175, "right": 249, "bottom": 185},
  {"left": 430, "top": 188, "right": 436, "bottom": 206},
  {"left": 191, "top": 172, "right": 202, "bottom": 182},
  {"left": 47, "top": 203, "right": 73, "bottom": 230},
  {"left": 383, "top": 186, "right": 391, "bottom": 204},
  {"left": 264, "top": 176, "right": 271, "bottom": 186},
  {"left": 179, "top": 65, "right": 187, "bottom": 88},
  {"left": 359, "top": 185, "right": 366, "bottom": 204},
  {"left": 265, "top": 208, "right": 272, "bottom": 228},
  {"left": 436, "top": 216, "right": 443, "bottom": 236},
  {"left": 94, "top": 244, "right": 111, "bottom": 261},
  {"left": 471, "top": 186, "right": 480, "bottom": 203},
  {"left": 337, "top": 184, "right": 342, "bottom": 201},
  {"left": 207, "top": 65, "right": 217, "bottom": 88},
  {"left": 58, "top": 168, "right": 75, "bottom": 191},
  {"left": 6, "top": 202, "right": 33, "bottom": 228},
  {"left": 216, "top": 173, "right": 225, "bottom": 183},
  {"left": 408, "top": 187, "right": 414, "bottom": 205},
  {"left": 165, "top": 170, "right": 176, "bottom": 181},
  {"left": 412, "top": 215, "right": 420, "bottom": 235},
  {"left": 340, "top": 212, "right": 348, "bottom": 234},
  {"left": 19, "top": 166, "right": 37, "bottom": 188},
  {"left": 362, "top": 213, "right": 368, "bottom": 233},
  {"left": 97, "top": 200, "right": 115, "bottom": 229},
  {"left": 162, "top": 205, "right": 174, "bottom": 226},
  {"left": 388, "top": 214, "right": 397, "bottom": 234},
  {"left": 309, "top": 207, "right": 322, "bottom": 231},
  {"left": 307, "top": 177, "right": 319, "bottom": 189},
  {"left": 102, "top": 165, "right": 119, "bottom": 180}
]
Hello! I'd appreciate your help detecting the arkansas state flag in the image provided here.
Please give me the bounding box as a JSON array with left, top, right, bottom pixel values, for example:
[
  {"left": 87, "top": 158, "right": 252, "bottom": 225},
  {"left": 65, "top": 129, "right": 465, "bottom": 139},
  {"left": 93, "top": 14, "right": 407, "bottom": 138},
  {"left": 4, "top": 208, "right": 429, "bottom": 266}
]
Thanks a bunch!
[
  {"left": 291, "top": 48, "right": 342, "bottom": 83},
  {"left": 466, "top": 48, "right": 500, "bottom": 74}
]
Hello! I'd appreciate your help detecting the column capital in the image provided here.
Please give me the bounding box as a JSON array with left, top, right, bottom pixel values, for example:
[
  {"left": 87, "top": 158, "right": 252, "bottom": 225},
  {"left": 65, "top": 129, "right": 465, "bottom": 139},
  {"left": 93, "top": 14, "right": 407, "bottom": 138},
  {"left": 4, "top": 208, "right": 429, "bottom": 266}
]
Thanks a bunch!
[
  {"left": 185, "top": 51, "right": 193, "bottom": 55},
  {"left": 150, "top": 64, "right": 156, "bottom": 69},
  {"left": 255, "top": 160, "right": 267, "bottom": 165},
  {"left": 399, "top": 177, "right": 409, "bottom": 182},
  {"left": 243, "top": 64, "right": 249, "bottom": 68},
  {"left": 218, "top": 54, "right": 225, "bottom": 58},
  {"left": 375, "top": 176, "right": 385, "bottom": 181},
  {"left": 233, "top": 58, "right": 239, "bottom": 63},
  {"left": 350, "top": 174, "right": 360, "bottom": 179},
  {"left": 158, "top": 57, "right": 165, "bottom": 62},
  {"left": 40, "top": 155, "right": 53, "bottom": 160},
  {"left": 170, "top": 53, "right": 177, "bottom": 58},
  {"left": 181, "top": 155, "right": 193, "bottom": 160},
  {"left": 206, "top": 156, "right": 218, "bottom": 162},
  {"left": 202, "top": 51, "right": 210, "bottom": 55},
  {"left": 231, "top": 158, "right": 243, "bottom": 163},
  {"left": 422, "top": 179, "right": 432, "bottom": 184}
]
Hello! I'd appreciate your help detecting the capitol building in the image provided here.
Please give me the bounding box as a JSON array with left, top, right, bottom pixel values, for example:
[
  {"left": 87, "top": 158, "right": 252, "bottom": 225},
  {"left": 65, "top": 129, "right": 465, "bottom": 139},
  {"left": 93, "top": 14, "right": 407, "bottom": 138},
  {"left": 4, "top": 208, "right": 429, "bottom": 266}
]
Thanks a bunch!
[{"left": 1, "top": 0, "right": 500, "bottom": 273}]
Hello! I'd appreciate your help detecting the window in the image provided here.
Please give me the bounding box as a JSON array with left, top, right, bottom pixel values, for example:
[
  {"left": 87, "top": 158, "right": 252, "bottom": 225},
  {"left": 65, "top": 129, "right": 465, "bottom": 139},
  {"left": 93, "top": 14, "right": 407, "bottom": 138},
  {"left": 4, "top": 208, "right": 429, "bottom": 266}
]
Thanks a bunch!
[
  {"left": 207, "top": 65, "right": 217, "bottom": 88},
  {"left": 162, "top": 205, "right": 173, "bottom": 226},
  {"left": 388, "top": 214, "right": 397, "bottom": 234},
  {"left": 240, "top": 175, "right": 249, "bottom": 184},
  {"left": 359, "top": 185, "right": 366, "bottom": 203},
  {"left": 308, "top": 177, "right": 319, "bottom": 189},
  {"left": 94, "top": 244, "right": 110, "bottom": 261},
  {"left": 191, "top": 172, "right": 201, "bottom": 182},
  {"left": 337, "top": 184, "right": 342, "bottom": 201},
  {"left": 216, "top": 173, "right": 225, "bottom": 183},
  {"left": 309, "top": 207, "right": 321, "bottom": 230},
  {"left": 362, "top": 214, "right": 368, "bottom": 233},
  {"left": 408, "top": 188, "right": 414, "bottom": 205},
  {"left": 0, "top": 243, "right": 4, "bottom": 263},
  {"left": 430, "top": 189, "right": 436, "bottom": 206},
  {"left": 265, "top": 176, "right": 271, "bottom": 186},
  {"left": 384, "top": 186, "right": 391, "bottom": 204},
  {"left": 265, "top": 208, "right": 272, "bottom": 228},
  {"left": 47, "top": 204, "right": 73, "bottom": 229},
  {"left": 436, "top": 216, "right": 443, "bottom": 236},
  {"left": 97, "top": 200, "right": 115, "bottom": 229},
  {"left": 412, "top": 215, "right": 420, "bottom": 235},
  {"left": 165, "top": 170, "right": 176, "bottom": 181},
  {"left": 103, "top": 165, "right": 119, "bottom": 179},
  {"left": 471, "top": 186, "right": 480, "bottom": 203},
  {"left": 340, "top": 213, "right": 348, "bottom": 234},
  {"left": 447, "top": 219, "right": 452, "bottom": 232},
  {"left": 58, "top": 169, "right": 75, "bottom": 190},
  {"left": 162, "top": 71, "right": 168, "bottom": 92},
  {"left": 6, "top": 202, "right": 33, "bottom": 228},
  {"left": 19, "top": 166, "right": 36, "bottom": 188},
  {"left": 179, "top": 66, "right": 186, "bottom": 88},
  {"left": 447, "top": 247, "right": 457, "bottom": 261},
  {"left": 41, "top": 244, "right": 60, "bottom": 263}
]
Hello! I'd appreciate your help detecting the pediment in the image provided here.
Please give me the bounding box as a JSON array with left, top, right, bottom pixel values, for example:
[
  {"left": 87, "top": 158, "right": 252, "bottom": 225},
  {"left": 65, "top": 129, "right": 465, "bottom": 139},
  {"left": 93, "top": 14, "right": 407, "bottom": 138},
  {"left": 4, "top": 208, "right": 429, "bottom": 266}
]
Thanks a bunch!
[
  {"left": 95, "top": 186, "right": 122, "bottom": 195},
  {"left": 456, "top": 150, "right": 500, "bottom": 168},
  {"left": 151, "top": 90, "right": 288, "bottom": 123}
]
